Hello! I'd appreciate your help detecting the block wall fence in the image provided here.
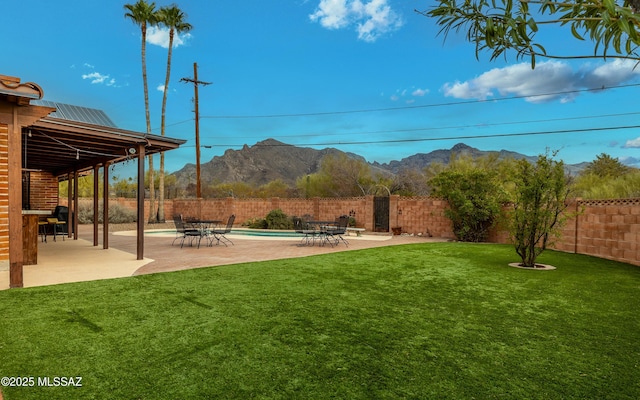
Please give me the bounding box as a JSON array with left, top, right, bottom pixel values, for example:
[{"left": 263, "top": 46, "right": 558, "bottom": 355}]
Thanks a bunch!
[{"left": 62, "top": 196, "right": 639, "bottom": 267}]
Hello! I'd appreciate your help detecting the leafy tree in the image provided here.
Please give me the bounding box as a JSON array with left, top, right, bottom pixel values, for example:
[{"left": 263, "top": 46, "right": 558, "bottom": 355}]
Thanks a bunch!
[
  {"left": 430, "top": 155, "right": 507, "bottom": 242},
  {"left": 112, "top": 176, "right": 138, "bottom": 198},
  {"left": 205, "top": 182, "right": 254, "bottom": 198},
  {"left": 508, "top": 152, "right": 572, "bottom": 268},
  {"left": 419, "top": 0, "right": 640, "bottom": 67},
  {"left": 156, "top": 4, "right": 192, "bottom": 222},
  {"left": 255, "top": 179, "right": 292, "bottom": 198},
  {"left": 389, "top": 168, "right": 431, "bottom": 196},
  {"left": 297, "top": 154, "right": 376, "bottom": 197},
  {"left": 59, "top": 172, "right": 107, "bottom": 198},
  {"left": 124, "top": 0, "right": 158, "bottom": 222},
  {"left": 583, "top": 153, "right": 631, "bottom": 177},
  {"left": 572, "top": 168, "right": 640, "bottom": 199}
]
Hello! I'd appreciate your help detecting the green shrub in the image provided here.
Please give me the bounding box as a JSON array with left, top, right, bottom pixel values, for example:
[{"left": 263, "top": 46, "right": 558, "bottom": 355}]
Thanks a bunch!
[
  {"left": 77, "top": 202, "right": 137, "bottom": 224},
  {"left": 265, "top": 209, "right": 293, "bottom": 230},
  {"left": 243, "top": 217, "right": 267, "bottom": 229}
]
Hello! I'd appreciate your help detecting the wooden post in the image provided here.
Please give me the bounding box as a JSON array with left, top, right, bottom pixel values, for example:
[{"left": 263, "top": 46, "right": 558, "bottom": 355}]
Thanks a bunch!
[
  {"left": 93, "top": 164, "right": 99, "bottom": 246},
  {"left": 67, "top": 172, "right": 72, "bottom": 239},
  {"left": 103, "top": 162, "right": 109, "bottom": 249},
  {"left": 137, "top": 143, "right": 145, "bottom": 260},
  {"left": 73, "top": 171, "right": 79, "bottom": 240},
  {"left": 9, "top": 108, "right": 22, "bottom": 288}
]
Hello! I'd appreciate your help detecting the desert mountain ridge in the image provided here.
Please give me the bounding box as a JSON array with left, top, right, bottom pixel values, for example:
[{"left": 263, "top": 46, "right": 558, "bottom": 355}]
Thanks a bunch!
[{"left": 172, "top": 139, "right": 590, "bottom": 187}]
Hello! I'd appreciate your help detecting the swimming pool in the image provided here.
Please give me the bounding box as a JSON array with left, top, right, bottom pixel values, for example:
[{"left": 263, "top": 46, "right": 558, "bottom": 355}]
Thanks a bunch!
[{"left": 118, "top": 228, "right": 305, "bottom": 240}]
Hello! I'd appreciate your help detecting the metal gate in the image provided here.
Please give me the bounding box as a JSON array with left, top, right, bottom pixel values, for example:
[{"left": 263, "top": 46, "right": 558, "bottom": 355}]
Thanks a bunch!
[{"left": 374, "top": 196, "right": 390, "bottom": 232}]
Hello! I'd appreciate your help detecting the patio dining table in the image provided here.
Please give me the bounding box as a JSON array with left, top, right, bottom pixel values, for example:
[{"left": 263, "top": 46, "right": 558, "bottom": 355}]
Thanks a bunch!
[
  {"left": 305, "top": 221, "right": 338, "bottom": 247},
  {"left": 185, "top": 219, "right": 222, "bottom": 247}
]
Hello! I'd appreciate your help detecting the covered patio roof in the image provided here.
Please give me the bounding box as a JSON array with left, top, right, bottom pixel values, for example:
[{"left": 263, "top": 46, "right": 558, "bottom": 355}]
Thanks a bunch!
[
  {"left": 1, "top": 74, "right": 187, "bottom": 288},
  {"left": 24, "top": 101, "right": 185, "bottom": 176}
]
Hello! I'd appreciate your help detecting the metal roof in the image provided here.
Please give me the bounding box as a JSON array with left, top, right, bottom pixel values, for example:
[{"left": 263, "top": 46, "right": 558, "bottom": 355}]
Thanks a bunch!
[{"left": 32, "top": 100, "right": 117, "bottom": 127}]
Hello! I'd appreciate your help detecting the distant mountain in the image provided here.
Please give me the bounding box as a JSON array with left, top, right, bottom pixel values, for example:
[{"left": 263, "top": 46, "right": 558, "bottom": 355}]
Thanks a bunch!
[
  {"left": 372, "top": 143, "right": 538, "bottom": 173},
  {"left": 172, "top": 140, "right": 589, "bottom": 188},
  {"left": 174, "top": 138, "right": 367, "bottom": 187}
]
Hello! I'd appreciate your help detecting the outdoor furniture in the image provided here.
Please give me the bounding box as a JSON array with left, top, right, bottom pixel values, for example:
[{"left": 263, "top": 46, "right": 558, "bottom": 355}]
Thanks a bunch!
[
  {"left": 326, "top": 215, "right": 349, "bottom": 247},
  {"left": 306, "top": 220, "right": 338, "bottom": 247},
  {"left": 38, "top": 220, "right": 48, "bottom": 242},
  {"left": 210, "top": 215, "right": 235, "bottom": 246},
  {"left": 172, "top": 215, "right": 206, "bottom": 248},
  {"left": 294, "top": 217, "right": 318, "bottom": 245},
  {"left": 46, "top": 217, "right": 66, "bottom": 241}
]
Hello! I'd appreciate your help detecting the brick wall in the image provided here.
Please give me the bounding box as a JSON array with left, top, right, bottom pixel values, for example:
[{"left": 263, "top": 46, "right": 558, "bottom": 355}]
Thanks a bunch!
[
  {"left": 28, "top": 171, "right": 58, "bottom": 211},
  {"left": 173, "top": 197, "right": 371, "bottom": 229},
  {"left": 570, "top": 198, "right": 640, "bottom": 266},
  {"left": 0, "top": 124, "right": 8, "bottom": 266},
  {"left": 62, "top": 195, "right": 640, "bottom": 267}
]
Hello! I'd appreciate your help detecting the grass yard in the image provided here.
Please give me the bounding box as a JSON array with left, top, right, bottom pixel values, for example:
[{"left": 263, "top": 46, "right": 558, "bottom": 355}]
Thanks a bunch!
[{"left": 0, "top": 242, "right": 639, "bottom": 399}]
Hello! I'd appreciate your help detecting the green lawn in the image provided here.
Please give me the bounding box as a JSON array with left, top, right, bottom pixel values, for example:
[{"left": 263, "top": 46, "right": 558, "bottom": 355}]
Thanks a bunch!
[{"left": 1, "top": 243, "right": 639, "bottom": 399}]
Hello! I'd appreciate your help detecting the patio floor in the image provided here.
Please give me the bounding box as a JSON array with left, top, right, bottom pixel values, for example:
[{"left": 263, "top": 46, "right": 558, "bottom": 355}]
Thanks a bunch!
[{"left": 0, "top": 224, "right": 445, "bottom": 290}]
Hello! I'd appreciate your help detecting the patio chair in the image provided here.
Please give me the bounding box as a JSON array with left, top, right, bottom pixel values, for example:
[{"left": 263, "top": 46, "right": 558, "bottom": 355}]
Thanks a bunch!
[
  {"left": 326, "top": 215, "right": 349, "bottom": 247},
  {"left": 294, "top": 217, "right": 317, "bottom": 245},
  {"left": 172, "top": 214, "right": 205, "bottom": 248},
  {"left": 46, "top": 217, "right": 66, "bottom": 241},
  {"left": 210, "top": 214, "right": 235, "bottom": 246}
]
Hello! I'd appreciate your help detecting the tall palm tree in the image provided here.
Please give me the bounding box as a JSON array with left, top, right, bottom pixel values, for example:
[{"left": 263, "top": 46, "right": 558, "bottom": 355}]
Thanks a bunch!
[
  {"left": 124, "top": 0, "right": 159, "bottom": 223},
  {"left": 156, "top": 4, "right": 192, "bottom": 222}
]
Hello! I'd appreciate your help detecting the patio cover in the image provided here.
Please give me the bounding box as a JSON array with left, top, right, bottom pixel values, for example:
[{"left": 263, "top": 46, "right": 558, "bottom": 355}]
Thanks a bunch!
[
  {"left": 25, "top": 101, "right": 185, "bottom": 175},
  {"left": 1, "top": 74, "right": 186, "bottom": 288}
]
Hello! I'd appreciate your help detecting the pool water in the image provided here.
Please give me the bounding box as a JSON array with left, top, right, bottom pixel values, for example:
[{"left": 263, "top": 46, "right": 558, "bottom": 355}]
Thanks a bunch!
[{"left": 143, "top": 228, "right": 304, "bottom": 238}]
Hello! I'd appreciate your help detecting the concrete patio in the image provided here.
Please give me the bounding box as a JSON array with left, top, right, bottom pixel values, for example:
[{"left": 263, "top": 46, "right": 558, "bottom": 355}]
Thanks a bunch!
[{"left": 1, "top": 224, "right": 443, "bottom": 290}]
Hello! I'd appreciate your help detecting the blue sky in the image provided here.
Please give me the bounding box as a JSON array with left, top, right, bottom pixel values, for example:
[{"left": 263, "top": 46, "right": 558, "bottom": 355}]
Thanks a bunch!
[{"left": 4, "top": 0, "right": 640, "bottom": 178}]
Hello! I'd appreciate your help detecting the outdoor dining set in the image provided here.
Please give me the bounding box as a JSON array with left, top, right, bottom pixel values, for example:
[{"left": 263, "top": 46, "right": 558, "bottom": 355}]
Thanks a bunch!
[
  {"left": 172, "top": 214, "right": 350, "bottom": 249},
  {"left": 172, "top": 214, "right": 235, "bottom": 249},
  {"left": 293, "top": 215, "right": 350, "bottom": 248}
]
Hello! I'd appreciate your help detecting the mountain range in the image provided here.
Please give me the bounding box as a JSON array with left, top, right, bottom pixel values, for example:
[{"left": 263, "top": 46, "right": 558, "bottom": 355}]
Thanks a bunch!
[{"left": 173, "top": 139, "right": 589, "bottom": 187}]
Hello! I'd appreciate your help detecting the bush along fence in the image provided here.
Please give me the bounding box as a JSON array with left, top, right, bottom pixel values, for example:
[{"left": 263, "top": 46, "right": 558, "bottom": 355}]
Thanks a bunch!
[{"left": 62, "top": 196, "right": 640, "bottom": 267}]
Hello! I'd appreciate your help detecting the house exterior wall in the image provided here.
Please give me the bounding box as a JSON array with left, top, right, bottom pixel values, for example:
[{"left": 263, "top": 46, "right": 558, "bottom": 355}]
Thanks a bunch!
[{"left": 28, "top": 171, "right": 58, "bottom": 212}]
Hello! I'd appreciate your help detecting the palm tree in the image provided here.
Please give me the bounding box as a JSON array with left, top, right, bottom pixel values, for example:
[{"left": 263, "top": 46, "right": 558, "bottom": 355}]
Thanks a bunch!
[
  {"left": 124, "top": 0, "right": 158, "bottom": 223},
  {"left": 156, "top": 4, "right": 192, "bottom": 222}
]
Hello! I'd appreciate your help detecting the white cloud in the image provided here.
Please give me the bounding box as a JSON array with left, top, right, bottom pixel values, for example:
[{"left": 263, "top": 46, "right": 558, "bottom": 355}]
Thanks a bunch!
[
  {"left": 310, "top": 0, "right": 403, "bottom": 42},
  {"left": 412, "top": 88, "right": 428, "bottom": 97},
  {"left": 157, "top": 84, "right": 165, "bottom": 92},
  {"left": 442, "top": 61, "right": 577, "bottom": 103},
  {"left": 83, "top": 63, "right": 95, "bottom": 69},
  {"left": 147, "top": 26, "right": 192, "bottom": 49},
  {"left": 443, "top": 60, "right": 640, "bottom": 103},
  {"left": 624, "top": 137, "right": 640, "bottom": 148},
  {"left": 82, "top": 72, "right": 110, "bottom": 85}
]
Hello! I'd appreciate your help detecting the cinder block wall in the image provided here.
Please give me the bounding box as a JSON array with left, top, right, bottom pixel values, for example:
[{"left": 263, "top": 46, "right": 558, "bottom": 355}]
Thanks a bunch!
[
  {"left": 62, "top": 195, "right": 640, "bottom": 267},
  {"left": 571, "top": 199, "right": 639, "bottom": 266},
  {"left": 174, "top": 197, "right": 371, "bottom": 229}
]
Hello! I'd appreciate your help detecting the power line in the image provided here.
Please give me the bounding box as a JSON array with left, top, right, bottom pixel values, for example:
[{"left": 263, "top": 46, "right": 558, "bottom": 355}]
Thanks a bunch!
[
  {"left": 198, "top": 110, "right": 640, "bottom": 141},
  {"left": 194, "top": 124, "right": 640, "bottom": 148},
  {"left": 197, "top": 83, "right": 640, "bottom": 120}
]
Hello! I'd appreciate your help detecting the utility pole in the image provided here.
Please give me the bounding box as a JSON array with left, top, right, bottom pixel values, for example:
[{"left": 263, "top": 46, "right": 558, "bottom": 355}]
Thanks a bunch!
[{"left": 180, "top": 62, "right": 211, "bottom": 198}]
